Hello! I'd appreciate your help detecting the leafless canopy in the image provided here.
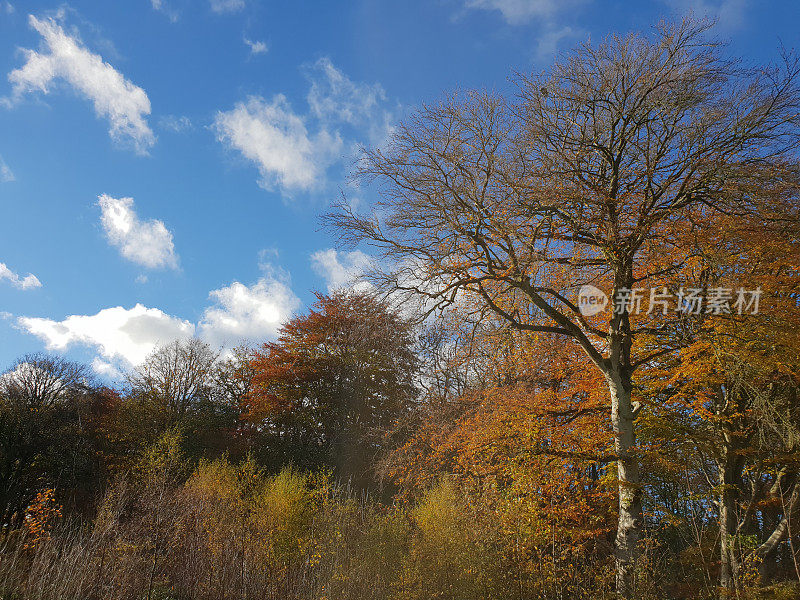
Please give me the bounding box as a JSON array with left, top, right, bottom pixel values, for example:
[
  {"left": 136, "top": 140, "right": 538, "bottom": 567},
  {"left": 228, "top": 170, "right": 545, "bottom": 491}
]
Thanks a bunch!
[
  {"left": 327, "top": 18, "right": 800, "bottom": 368},
  {"left": 0, "top": 353, "right": 92, "bottom": 408},
  {"left": 127, "top": 338, "right": 220, "bottom": 420}
]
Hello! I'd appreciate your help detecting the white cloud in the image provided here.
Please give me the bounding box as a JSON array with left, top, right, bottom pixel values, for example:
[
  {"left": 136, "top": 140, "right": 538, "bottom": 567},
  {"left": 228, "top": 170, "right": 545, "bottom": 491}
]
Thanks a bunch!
[
  {"left": 91, "top": 357, "right": 124, "bottom": 379},
  {"left": 199, "top": 268, "right": 300, "bottom": 347},
  {"left": 311, "top": 249, "right": 374, "bottom": 292},
  {"left": 98, "top": 194, "right": 178, "bottom": 269},
  {"left": 18, "top": 262, "right": 300, "bottom": 376},
  {"left": 244, "top": 38, "right": 268, "bottom": 55},
  {"left": 213, "top": 95, "right": 342, "bottom": 193},
  {"left": 662, "top": 0, "right": 748, "bottom": 32},
  {"left": 6, "top": 15, "right": 155, "bottom": 154},
  {"left": 463, "top": 0, "right": 563, "bottom": 24},
  {"left": 462, "top": 0, "right": 586, "bottom": 60},
  {"left": 0, "top": 155, "right": 13, "bottom": 182},
  {"left": 214, "top": 59, "right": 397, "bottom": 196},
  {"left": 534, "top": 25, "right": 580, "bottom": 61},
  {"left": 306, "top": 57, "right": 385, "bottom": 126},
  {"left": 305, "top": 57, "right": 395, "bottom": 146},
  {"left": 210, "top": 0, "right": 245, "bottom": 14},
  {"left": 0, "top": 262, "right": 41, "bottom": 290},
  {"left": 18, "top": 304, "right": 195, "bottom": 368}
]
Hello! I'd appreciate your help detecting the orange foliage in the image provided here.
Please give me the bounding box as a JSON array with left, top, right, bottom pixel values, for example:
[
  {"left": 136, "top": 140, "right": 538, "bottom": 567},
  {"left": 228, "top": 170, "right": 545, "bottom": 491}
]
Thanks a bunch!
[
  {"left": 23, "top": 488, "right": 61, "bottom": 550},
  {"left": 389, "top": 335, "right": 615, "bottom": 550}
]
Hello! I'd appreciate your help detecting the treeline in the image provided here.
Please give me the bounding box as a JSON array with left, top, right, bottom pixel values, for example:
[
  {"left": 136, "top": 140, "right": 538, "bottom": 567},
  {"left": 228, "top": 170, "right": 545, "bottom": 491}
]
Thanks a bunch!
[
  {"left": 0, "top": 291, "right": 415, "bottom": 522},
  {"left": 1, "top": 285, "right": 800, "bottom": 599},
  {"left": 0, "top": 291, "right": 612, "bottom": 600}
]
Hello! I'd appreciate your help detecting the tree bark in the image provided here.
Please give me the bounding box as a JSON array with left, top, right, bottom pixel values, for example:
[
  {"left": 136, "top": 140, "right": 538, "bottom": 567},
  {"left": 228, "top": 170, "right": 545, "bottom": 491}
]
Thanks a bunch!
[
  {"left": 604, "top": 265, "right": 643, "bottom": 599},
  {"left": 752, "top": 477, "right": 800, "bottom": 582},
  {"left": 719, "top": 463, "right": 740, "bottom": 594},
  {"left": 607, "top": 370, "right": 641, "bottom": 599}
]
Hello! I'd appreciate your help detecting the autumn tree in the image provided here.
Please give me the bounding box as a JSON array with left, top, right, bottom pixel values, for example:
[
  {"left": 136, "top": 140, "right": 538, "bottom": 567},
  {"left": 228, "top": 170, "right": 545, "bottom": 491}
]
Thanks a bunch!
[
  {"left": 128, "top": 339, "right": 219, "bottom": 423},
  {"left": 1, "top": 353, "right": 91, "bottom": 407},
  {"left": 244, "top": 291, "right": 417, "bottom": 490},
  {"left": 637, "top": 203, "right": 800, "bottom": 593},
  {"left": 327, "top": 19, "right": 800, "bottom": 596}
]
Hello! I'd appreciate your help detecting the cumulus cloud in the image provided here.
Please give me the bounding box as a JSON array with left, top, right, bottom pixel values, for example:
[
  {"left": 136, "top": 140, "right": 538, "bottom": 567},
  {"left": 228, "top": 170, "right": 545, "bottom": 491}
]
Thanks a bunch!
[
  {"left": 91, "top": 357, "right": 124, "bottom": 380},
  {"left": 213, "top": 95, "right": 342, "bottom": 193},
  {"left": 0, "top": 262, "right": 41, "bottom": 290},
  {"left": 18, "top": 304, "right": 196, "bottom": 368},
  {"left": 6, "top": 15, "right": 155, "bottom": 153},
  {"left": 244, "top": 38, "right": 268, "bottom": 55},
  {"left": 210, "top": 0, "right": 245, "bottom": 14},
  {"left": 0, "top": 155, "right": 13, "bottom": 182},
  {"left": 98, "top": 194, "right": 178, "bottom": 269},
  {"left": 214, "top": 59, "right": 397, "bottom": 196},
  {"left": 199, "top": 266, "right": 300, "bottom": 346},
  {"left": 311, "top": 249, "right": 374, "bottom": 293},
  {"left": 18, "top": 262, "right": 300, "bottom": 376}
]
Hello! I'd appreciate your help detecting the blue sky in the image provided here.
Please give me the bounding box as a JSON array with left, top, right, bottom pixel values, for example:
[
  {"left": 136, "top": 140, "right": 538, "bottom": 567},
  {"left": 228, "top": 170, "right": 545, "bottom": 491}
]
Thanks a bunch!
[{"left": 0, "top": 0, "right": 797, "bottom": 379}]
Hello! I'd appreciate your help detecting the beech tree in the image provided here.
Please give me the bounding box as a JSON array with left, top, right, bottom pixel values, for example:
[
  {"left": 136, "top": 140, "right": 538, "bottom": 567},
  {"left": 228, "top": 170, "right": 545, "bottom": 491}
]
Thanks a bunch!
[
  {"left": 328, "top": 19, "right": 800, "bottom": 596},
  {"left": 126, "top": 339, "right": 242, "bottom": 458},
  {"left": 244, "top": 291, "right": 418, "bottom": 489},
  {"left": 128, "top": 339, "right": 219, "bottom": 423}
]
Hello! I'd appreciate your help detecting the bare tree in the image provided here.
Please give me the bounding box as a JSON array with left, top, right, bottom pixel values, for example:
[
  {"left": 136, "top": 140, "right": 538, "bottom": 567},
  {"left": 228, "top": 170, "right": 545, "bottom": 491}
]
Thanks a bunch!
[
  {"left": 128, "top": 339, "right": 219, "bottom": 423},
  {"left": 1, "top": 353, "right": 92, "bottom": 408},
  {"left": 327, "top": 19, "right": 800, "bottom": 597}
]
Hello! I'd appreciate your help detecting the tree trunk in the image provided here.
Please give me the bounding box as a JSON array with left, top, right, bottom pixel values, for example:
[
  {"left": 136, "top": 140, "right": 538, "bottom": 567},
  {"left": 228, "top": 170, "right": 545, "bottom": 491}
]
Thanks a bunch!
[
  {"left": 605, "top": 264, "right": 643, "bottom": 599},
  {"left": 608, "top": 370, "right": 642, "bottom": 599},
  {"left": 717, "top": 411, "right": 746, "bottom": 597},
  {"left": 752, "top": 477, "right": 800, "bottom": 583},
  {"left": 719, "top": 467, "right": 739, "bottom": 595}
]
